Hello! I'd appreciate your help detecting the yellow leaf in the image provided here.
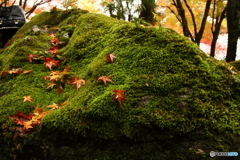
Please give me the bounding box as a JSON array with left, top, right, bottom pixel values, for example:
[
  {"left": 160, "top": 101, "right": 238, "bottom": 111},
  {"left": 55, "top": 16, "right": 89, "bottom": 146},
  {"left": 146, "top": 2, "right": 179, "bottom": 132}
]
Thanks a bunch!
[
  {"left": 23, "top": 70, "right": 33, "bottom": 74},
  {"left": 47, "top": 82, "right": 57, "bottom": 89},
  {"left": 23, "top": 120, "right": 33, "bottom": 130},
  {"left": 23, "top": 96, "right": 33, "bottom": 102},
  {"left": 47, "top": 103, "right": 59, "bottom": 110}
]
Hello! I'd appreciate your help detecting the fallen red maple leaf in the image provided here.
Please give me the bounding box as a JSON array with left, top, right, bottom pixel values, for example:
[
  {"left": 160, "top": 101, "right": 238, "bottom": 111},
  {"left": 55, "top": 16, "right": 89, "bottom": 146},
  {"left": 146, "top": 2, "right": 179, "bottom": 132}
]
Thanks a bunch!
[
  {"left": 26, "top": 54, "right": 38, "bottom": 63},
  {"left": 1, "top": 71, "right": 8, "bottom": 77},
  {"left": 56, "top": 84, "right": 64, "bottom": 93},
  {"left": 14, "top": 119, "right": 25, "bottom": 125},
  {"left": 9, "top": 111, "right": 32, "bottom": 120},
  {"left": 112, "top": 90, "right": 126, "bottom": 107},
  {"left": 8, "top": 68, "right": 22, "bottom": 74},
  {"left": 44, "top": 57, "right": 60, "bottom": 70},
  {"left": 98, "top": 75, "right": 113, "bottom": 85},
  {"left": 48, "top": 46, "right": 59, "bottom": 55},
  {"left": 106, "top": 53, "right": 117, "bottom": 63},
  {"left": 68, "top": 77, "right": 86, "bottom": 90},
  {"left": 48, "top": 71, "right": 61, "bottom": 81},
  {"left": 9, "top": 107, "right": 50, "bottom": 135},
  {"left": 51, "top": 38, "right": 60, "bottom": 46}
]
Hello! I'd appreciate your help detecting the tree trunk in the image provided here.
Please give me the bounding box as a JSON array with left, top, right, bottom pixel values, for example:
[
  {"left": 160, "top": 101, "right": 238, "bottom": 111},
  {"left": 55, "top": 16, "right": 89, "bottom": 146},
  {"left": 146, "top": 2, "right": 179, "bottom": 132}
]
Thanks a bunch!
[
  {"left": 210, "top": 33, "right": 218, "bottom": 57},
  {"left": 19, "top": 0, "right": 22, "bottom": 6},
  {"left": 195, "top": 0, "right": 212, "bottom": 45},
  {"left": 210, "top": 7, "right": 227, "bottom": 57},
  {"left": 226, "top": 0, "right": 239, "bottom": 62},
  {"left": 174, "top": 0, "right": 191, "bottom": 38}
]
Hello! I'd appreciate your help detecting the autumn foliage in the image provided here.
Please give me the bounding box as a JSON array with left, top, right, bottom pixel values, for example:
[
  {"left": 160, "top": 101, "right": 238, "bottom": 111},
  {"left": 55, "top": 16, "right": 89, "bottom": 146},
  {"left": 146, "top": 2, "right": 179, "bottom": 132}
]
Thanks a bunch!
[
  {"left": 112, "top": 90, "right": 126, "bottom": 107},
  {"left": 0, "top": 9, "right": 240, "bottom": 160},
  {"left": 8, "top": 101, "right": 68, "bottom": 135},
  {"left": 97, "top": 75, "right": 113, "bottom": 85},
  {"left": 106, "top": 53, "right": 117, "bottom": 63}
]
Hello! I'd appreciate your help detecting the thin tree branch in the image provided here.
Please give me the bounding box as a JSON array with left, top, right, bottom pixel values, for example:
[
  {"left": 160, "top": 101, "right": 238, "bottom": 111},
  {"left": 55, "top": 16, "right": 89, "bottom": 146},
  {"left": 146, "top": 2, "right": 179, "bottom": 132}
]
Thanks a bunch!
[
  {"left": 183, "top": 0, "right": 197, "bottom": 38},
  {"left": 172, "top": 0, "right": 194, "bottom": 41},
  {"left": 195, "top": 0, "right": 212, "bottom": 44},
  {"left": 162, "top": 5, "right": 182, "bottom": 23},
  {"left": 11, "top": 0, "right": 16, "bottom": 6},
  {"left": 211, "top": 0, "right": 217, "bottom": 34},
  {"left": 23, "top": 0, "right": 27, "bottom": 9},
  {"left": 25, "top": 0, "right": 51, "bottom": 18}
]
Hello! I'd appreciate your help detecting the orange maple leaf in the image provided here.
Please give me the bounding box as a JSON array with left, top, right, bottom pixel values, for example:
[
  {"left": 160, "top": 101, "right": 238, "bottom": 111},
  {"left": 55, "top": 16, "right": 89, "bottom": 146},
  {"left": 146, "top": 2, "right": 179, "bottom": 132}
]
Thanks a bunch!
[
  {"left": 106, "top": 53, "right": 117, "bottom": 63},
  {"left": 44, "top": 67, "right": 70, "bottom": 93},
  {"left": 98, "top": 75, "right": 113, "bottom": 85},
  {"left": 23, "top": 70, "right": 33, "bottom": 74},
  {"left": 68, "top": 77, "right": 86, "bottom": 90},
  {"left": 51, "top": 38, "right": 60, "bottom": 46},
  {"left": 23, "top": 96, "right": 33, "bottom": 102},
  {"left": 47, "top": 101, "right": 68, "bottom": 110},
  {"left": 8, "top": 68, "right": 22, "bottom": 74},
  {"left": 47, "top": 82, "right": 57, "bottom": 89},
  {"left": 26, "top": 54, "right": 38, "bottom": 63},
  {"left": 33, "top": 107, "right": 47, "bottom": 116},
  {"left": 48, "top": 46, "right": 59, "bottom": 55},
  {"left": 23, "top": 120, "right": 33, "bottom": 130},
  {"left": 49, "top": 71, "right": 61, "bottom": 81},
  {"left": 47, "top": 103, "right": 59, "bottom": 110},
  {"left": 112, "top": 90, "right": 126, "bottom": 107},
  {"left": 9, "top": 107, "right": 49, "bottom": 134},
  {"left": 32, "top": 108, "right": 47, "bottom": 126},
  {"left": 44, "top": 57, "right": 60, "bottom": 70}
]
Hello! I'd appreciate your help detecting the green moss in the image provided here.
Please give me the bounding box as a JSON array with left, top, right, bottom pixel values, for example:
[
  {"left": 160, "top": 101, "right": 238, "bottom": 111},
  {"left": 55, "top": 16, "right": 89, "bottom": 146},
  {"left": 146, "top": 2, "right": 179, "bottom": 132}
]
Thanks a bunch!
[{"left": 0, "top": 10, "right": 240, "bottom": 160}]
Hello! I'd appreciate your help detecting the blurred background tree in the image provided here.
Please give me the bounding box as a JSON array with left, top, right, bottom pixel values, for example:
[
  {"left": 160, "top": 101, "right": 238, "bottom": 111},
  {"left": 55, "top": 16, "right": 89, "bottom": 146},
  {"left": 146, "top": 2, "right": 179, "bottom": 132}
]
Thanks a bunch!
[
  {"left": 0, "top": 0, "right": 57, "bottom": 18},
  {"left": 157, "top": 0, "right": 233, "bottom": 60},
  {"left": 101, "top": 0, "right": 156, "bottom": 23},
  {"left": 61, "top": 0, "right": 78, "bottom": 10},
  {"left": 226, "top": 0, "right": 240, "bottom": 62}
]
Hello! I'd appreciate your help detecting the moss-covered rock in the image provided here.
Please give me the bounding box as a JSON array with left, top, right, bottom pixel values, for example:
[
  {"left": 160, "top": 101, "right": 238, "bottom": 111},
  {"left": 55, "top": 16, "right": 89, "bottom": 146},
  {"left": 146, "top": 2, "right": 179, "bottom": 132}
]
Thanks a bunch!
[{"left": 0, "top": 9, "right": 240, "bottom": 160}]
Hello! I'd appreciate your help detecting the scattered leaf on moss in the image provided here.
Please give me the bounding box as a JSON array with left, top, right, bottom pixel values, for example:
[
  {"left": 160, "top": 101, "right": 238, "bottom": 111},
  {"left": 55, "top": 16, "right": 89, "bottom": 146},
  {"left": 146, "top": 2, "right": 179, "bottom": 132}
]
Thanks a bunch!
[
  {"left": 68, "top": 77, "right": 86, "bottom": 90},
  {"left": 44, "top": 57, "right": 60, "bottom": 70},
  {"left": 23, "top": 96, "right": 33, "bottom": 102},
  {"left": 23, "top": 70, "right": 33, "bottom": 74},
  {"left": 48, "top": 46, "right": 59, "bottom": 55},
  {"left": 98, "top": 75, "right": 113, "bottom": 85},
  {"left": 47, "top": 103, "right": 59, "bottom": 110},
  {"left": 8, "top": 68, "right": 22, "bottom": 74},
  {"left": 1, "top": 71, "right": 8, "bottom": 77},
  {"left": 112, "top": 90, "right": 126, "bottom": 107},
  {"left": 47, "top": 82, "right": 57, "bottom": 89},
  {"left": 106, "top": 53, "right": 117, "bottom": 63},
  {"left": 26, "top": 54, "right": 38, "bottom": 63},
  {"left": 51, "top": 38, "right": 60, "bottom": 46}
]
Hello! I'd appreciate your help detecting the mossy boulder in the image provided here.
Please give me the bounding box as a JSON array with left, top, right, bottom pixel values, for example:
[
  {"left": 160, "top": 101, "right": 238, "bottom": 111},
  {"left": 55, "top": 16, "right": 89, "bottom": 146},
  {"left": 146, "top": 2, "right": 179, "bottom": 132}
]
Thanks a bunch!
[{"left": 0, "top": 9, "right": 240, "bottom": 160}]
